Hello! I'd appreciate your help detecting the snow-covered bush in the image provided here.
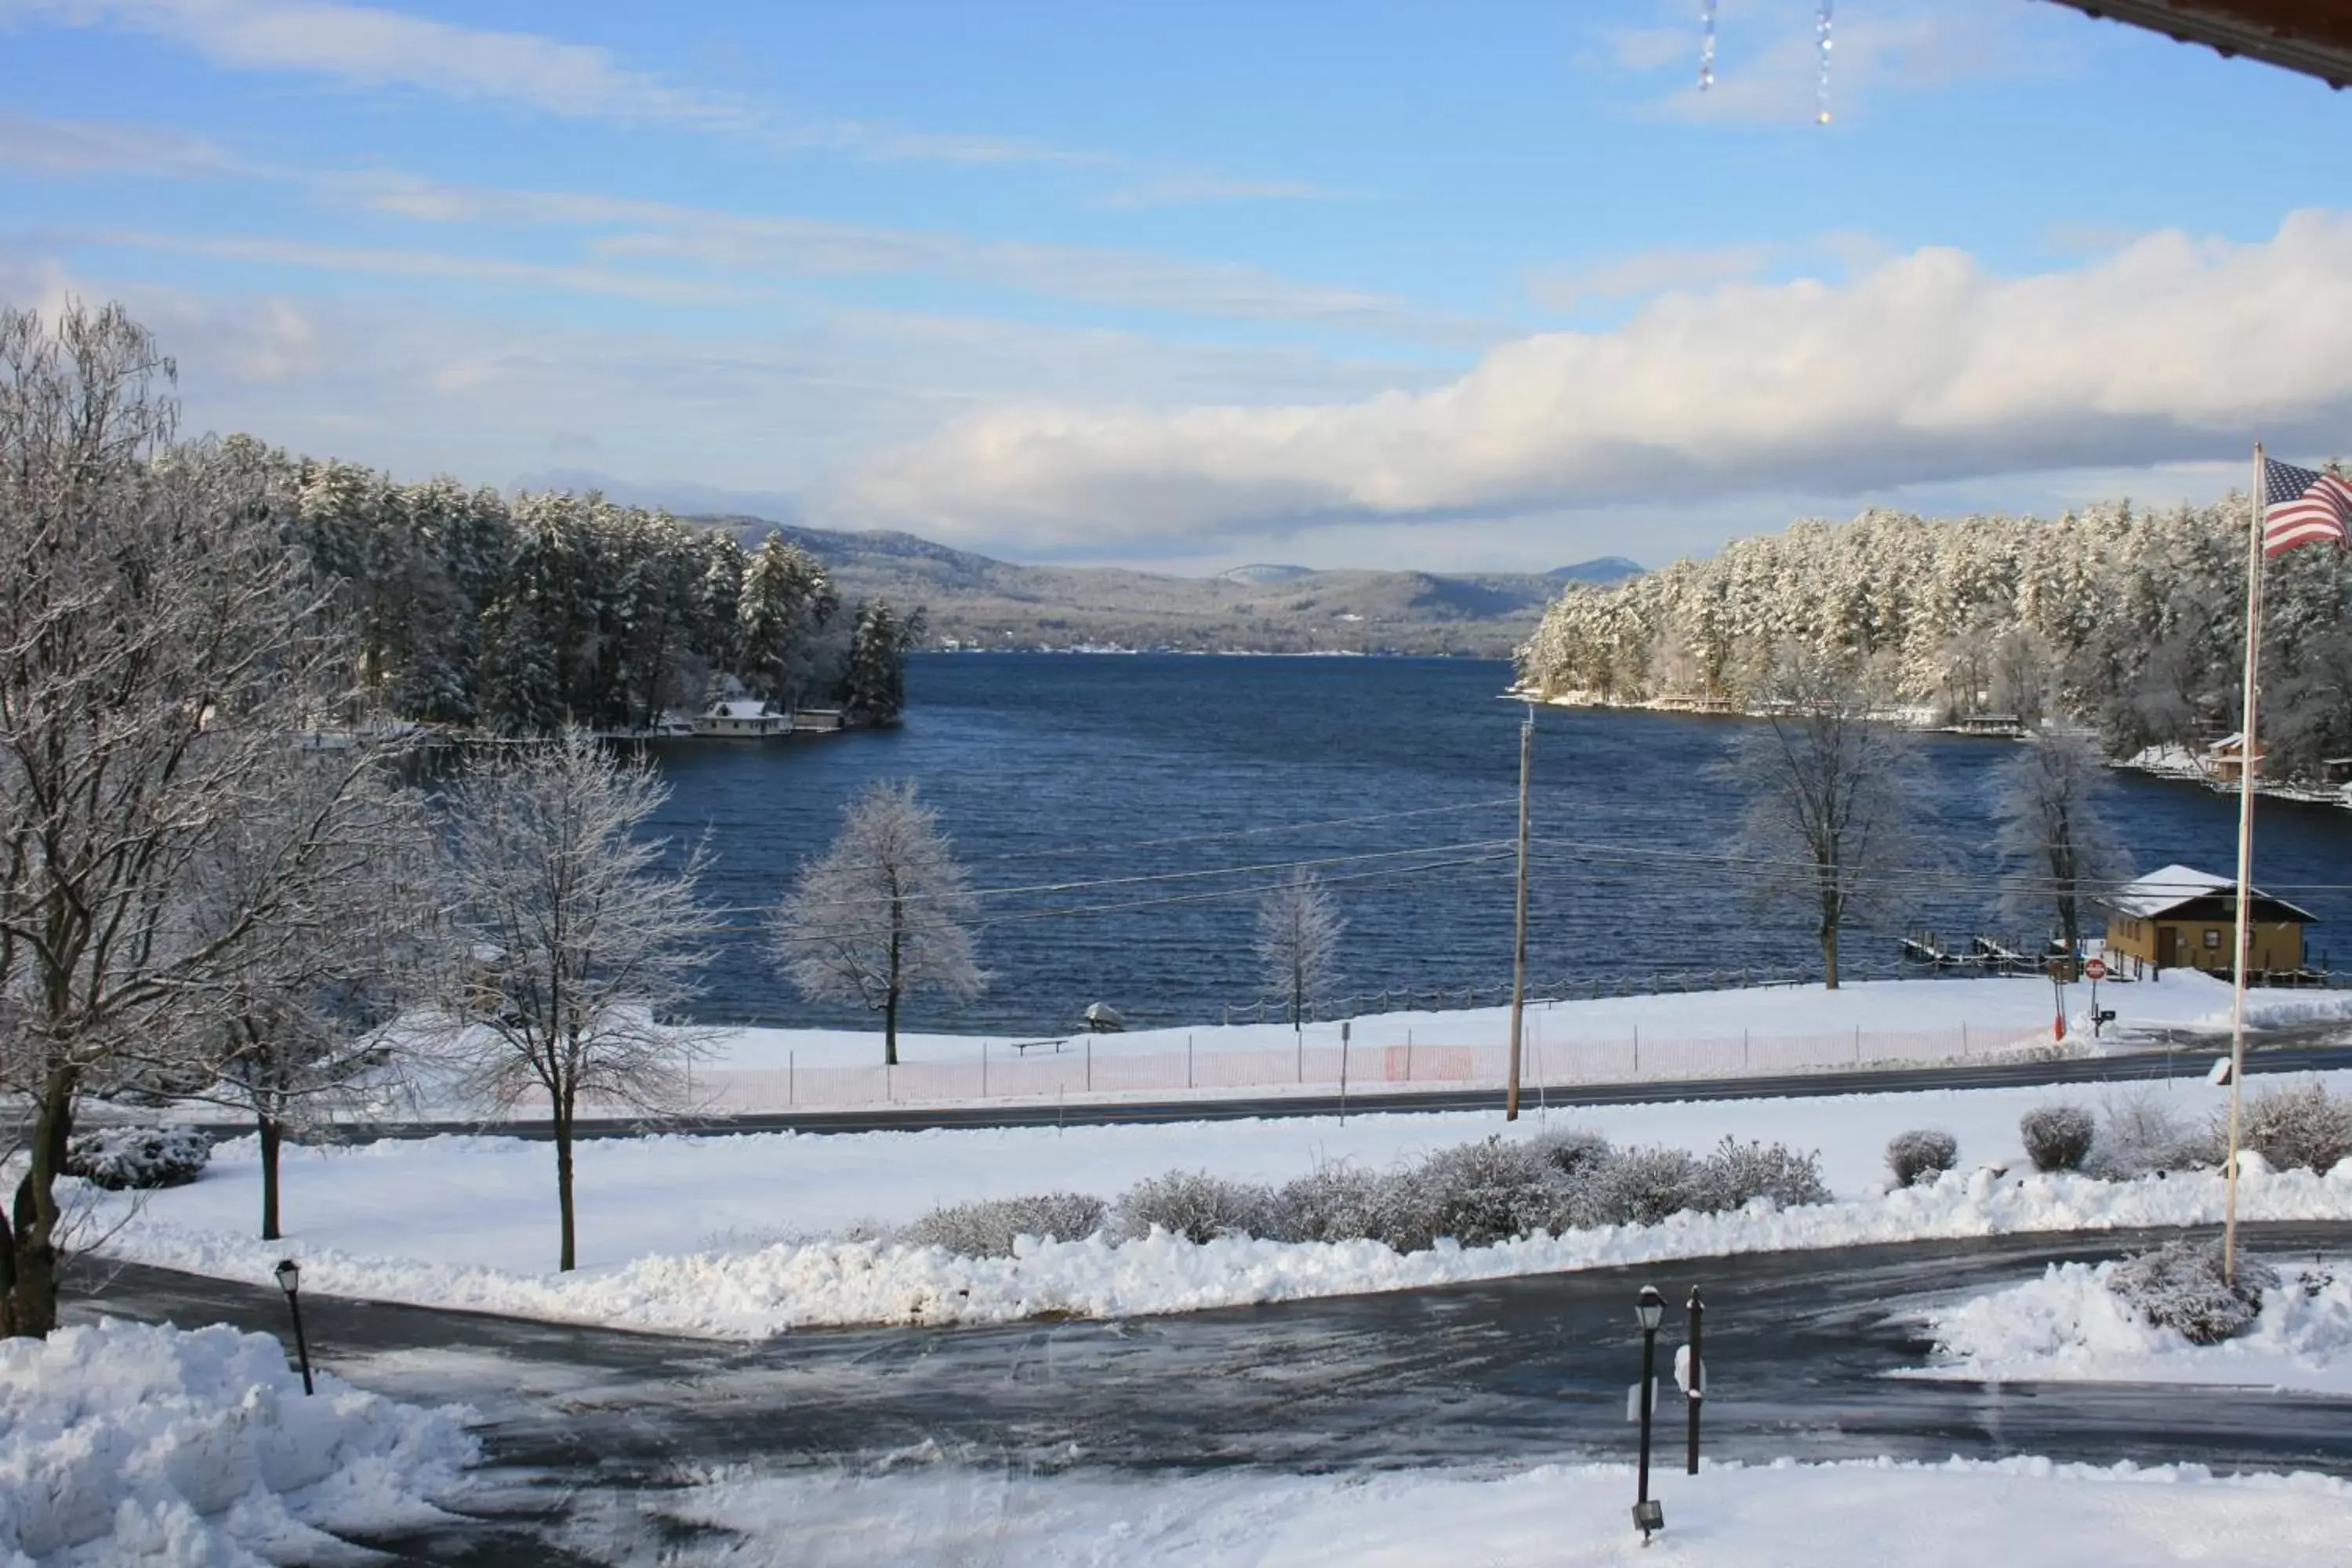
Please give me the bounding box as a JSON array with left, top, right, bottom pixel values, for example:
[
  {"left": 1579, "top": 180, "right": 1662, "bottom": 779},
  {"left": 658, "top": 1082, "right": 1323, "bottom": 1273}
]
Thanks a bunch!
[
  {"left": 1387, "top": 1137, "right": 1565, "bottom": 1250},
  {"left": 1113, "top": 1171, "right": 1276, "bottom": 1243},
  {"left": 1265, "top": 1161, "right": 1396, "bottom": 1245},
  {"left": 1690, "top": 1137, "right": 1831, "bottom": 1212},
  {"left": 2089, "top": 1086, "right": 2211, "bottom": 1178},
  {"left": 2109, "top": 1240, "right": 2277, "bottom": 1345},
  {"left": 900, "top": 1192, "right": 1106, "bottom": 1258},
  {"left": 2020, "top": 1105, "right": 2095, "bottom": 1173},
  {"left": 2230, "top": 1080, "right": 2352, "bottom": 1174},
  {"left": 1887, "top": 1129, "right": 1958, "bottom": 1188},
  {"left": 62, "top": 1124, "right": 211, "bottom": 1190},
  {"left": 1528, "top": 1127, "right": 1614, "bottom": 1179},
  {"left": 1574, "top": 1145, "right": 1704, "bottom": 1228}
]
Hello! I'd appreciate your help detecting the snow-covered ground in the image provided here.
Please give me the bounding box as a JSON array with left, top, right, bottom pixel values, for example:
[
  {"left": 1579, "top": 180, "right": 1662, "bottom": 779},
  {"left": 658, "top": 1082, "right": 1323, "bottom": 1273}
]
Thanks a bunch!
[
  {"left": 575, "top": 1454, "right": 2352, "bottom": 1566},
  {"left": 0, "top": 1317, "right": 477, "bottom": 1566},
  {"left": 1899, "top": 1254, "right": 2352, "bottom": 1394},
  {"left": 80, "top": 1070, "right": 2352, "bottom": 1338}
]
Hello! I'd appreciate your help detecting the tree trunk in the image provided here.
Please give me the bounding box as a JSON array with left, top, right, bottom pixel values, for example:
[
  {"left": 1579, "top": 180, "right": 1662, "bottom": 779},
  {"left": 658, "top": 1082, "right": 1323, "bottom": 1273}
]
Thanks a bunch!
[
  {"left": 1821, "top": 924, "right": 1841, "bottom": 990},
  {"left": 2, "top": 1065, "right": 78, "bottom": 1338},
  {"left": 258, "top": 1112, "right": 284, "bottom": 1242},
  {"left": 884, "top": 896, "right": 903, "bottom": 1066},
  {"left": 554, "top": 1098, "right": 577, "bottom": 1273}
]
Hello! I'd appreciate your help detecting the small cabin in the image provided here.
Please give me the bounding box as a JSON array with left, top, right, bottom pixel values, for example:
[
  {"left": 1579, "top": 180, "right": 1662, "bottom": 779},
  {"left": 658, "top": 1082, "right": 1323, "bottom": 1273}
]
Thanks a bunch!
[
  {"left": 2100, "top": 862, "right": 2315, "bottom": 978},
  {"left": 2206, "top": 732, "right": 2267, "bottom": 784},
  {"left": 695, "top": 698, "right": 786, "bottom": 738}
]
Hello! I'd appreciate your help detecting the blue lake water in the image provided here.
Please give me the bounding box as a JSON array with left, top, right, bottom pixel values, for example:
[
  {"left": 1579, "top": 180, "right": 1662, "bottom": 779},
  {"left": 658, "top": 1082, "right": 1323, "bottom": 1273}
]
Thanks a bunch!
[{"left": 641, "top": 654, "right": 2352, "bottom": 1034}]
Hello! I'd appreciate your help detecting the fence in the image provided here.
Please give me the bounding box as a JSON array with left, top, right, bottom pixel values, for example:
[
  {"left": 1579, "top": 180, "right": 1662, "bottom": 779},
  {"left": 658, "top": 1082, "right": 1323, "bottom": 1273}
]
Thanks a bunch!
[{"left": 634, "top": 1021, "right": 2034, "bottom": 1116}]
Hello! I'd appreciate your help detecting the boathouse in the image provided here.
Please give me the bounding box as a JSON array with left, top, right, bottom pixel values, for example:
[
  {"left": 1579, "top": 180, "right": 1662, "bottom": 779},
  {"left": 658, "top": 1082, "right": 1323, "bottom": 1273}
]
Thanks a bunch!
[
  {"left": 695, "top": 697, "right": 787, "bottom": 737},
  {"left": 2099, "top": 863, "right": 2315, "bottom": 978}
]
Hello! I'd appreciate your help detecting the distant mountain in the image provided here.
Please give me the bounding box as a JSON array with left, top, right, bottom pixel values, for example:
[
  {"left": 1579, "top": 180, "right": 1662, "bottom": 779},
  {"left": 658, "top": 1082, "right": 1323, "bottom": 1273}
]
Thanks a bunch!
[
  {"left": 1217, "top": 563, "right": 1314, "bottom": 585},
  {"left": 1549, "top": 557, "right": 1646, "bottom": 585},
  {"left": 686, "top": 517, "right": 1592, "bottom": 656}
]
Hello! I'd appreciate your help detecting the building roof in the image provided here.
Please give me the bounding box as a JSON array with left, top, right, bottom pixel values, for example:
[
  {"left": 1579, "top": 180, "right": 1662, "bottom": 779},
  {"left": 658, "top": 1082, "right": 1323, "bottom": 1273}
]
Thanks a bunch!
[
  {"left": 706, "top": 698, "right": 776, "bottom": 719},
  {"left": 2103, "top": 862, "right": 2321, "bottom": 922},
  {"left": 2042, "top": 1, "right": 2352, "bottom": 91}
]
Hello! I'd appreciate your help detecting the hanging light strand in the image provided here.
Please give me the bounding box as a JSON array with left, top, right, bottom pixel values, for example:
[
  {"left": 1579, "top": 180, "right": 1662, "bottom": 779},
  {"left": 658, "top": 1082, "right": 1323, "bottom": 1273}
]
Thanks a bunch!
[
  {"left": 1698, "top": 0, "right": 1718, "bottom": 92},
  {"left": 1815, "top": 0, "right": 1835, "bottom": 125}
]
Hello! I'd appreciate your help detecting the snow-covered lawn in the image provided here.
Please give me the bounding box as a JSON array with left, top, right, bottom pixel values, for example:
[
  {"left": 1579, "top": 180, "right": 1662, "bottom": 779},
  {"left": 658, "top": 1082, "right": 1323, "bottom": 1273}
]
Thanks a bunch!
[
  {"left": 0, "top": 1317, "right": 477, "bottom": 1566},
  {"left": 590, "top": 1454, "right": 2352, "bottom": 1566},
  {"left": 1899, "top": 1254, "right": 2352, "bottom": 1394},
  {"left": 78, "top": 1071, "right": 2352, "bottom": 1338}
]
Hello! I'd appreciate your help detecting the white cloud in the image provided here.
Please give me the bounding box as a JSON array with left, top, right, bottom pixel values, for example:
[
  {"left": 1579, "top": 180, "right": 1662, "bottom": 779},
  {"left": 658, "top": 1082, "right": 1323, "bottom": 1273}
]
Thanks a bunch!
[
  {"left": 82, "top": 229, "right": 761, "bottom": 304},
  {"left": 0, "top": 113, "right": 245, "bottom": 176},
  {"left": 1093, "top": 172, "right": 1359, "bottom": 211},
  {"left": 838, "top": 211, "right": 2352, "bottom": 547},
  {"left": 1528, "top": 241, "right": 1780, "bottom": 310}
]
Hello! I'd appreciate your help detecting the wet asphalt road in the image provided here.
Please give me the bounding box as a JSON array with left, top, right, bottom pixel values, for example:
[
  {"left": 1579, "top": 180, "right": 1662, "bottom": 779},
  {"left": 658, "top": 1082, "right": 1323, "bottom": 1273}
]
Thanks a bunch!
[{"left": 70, "top": 1221, "right": 2352, "bottom": 1563}]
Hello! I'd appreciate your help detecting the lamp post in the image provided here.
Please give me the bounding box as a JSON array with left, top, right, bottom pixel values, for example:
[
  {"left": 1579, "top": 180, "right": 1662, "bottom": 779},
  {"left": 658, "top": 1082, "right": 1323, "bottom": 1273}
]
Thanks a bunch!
[
  {"left": 273, "top": 1258, "right": 314, "bottom": 1396},
  {"left": 1683, "top": 1287, "right": 1704, "bottom": 1475},
  {"left": 1633, "top": 1284, "right": 1665, "bottom": 1541}
]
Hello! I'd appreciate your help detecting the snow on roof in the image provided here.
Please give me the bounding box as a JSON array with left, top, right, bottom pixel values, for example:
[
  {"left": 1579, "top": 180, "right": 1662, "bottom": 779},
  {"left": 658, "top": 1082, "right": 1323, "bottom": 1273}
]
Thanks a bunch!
[
  {"left": 706, "top": 699, "right": 775, "bottom": 719},
  {"left": 2105, "top": 862, "right": 2318, "bottom": 922}
]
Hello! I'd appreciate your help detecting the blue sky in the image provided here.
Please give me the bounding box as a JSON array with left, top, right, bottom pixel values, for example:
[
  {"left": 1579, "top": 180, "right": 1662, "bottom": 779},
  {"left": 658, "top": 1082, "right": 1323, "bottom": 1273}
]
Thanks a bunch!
[{"left": 5, "top": 0, "right": 2350, "bottom": 572}]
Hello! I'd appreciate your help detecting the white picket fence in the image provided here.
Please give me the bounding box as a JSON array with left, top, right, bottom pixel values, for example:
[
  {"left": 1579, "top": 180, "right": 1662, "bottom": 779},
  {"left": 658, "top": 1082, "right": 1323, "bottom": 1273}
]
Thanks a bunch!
[{"left": 641, "top": 1022, "right": 2038, "bottom": 1116}]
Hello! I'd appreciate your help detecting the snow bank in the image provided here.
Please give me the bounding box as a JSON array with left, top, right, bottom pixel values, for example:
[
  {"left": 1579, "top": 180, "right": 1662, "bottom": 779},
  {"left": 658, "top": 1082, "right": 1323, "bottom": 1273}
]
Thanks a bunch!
[
  {"left": 0, "top": 1318, "right": 477, "bottom": 1566},
  {"left": 604, "top": 1453, "right": 2352, "bottom": 1566},
  {"left": 1898, "top": 1251, "right": 2352, "bottom": 1394},
  {"left": 92, "top": 1160, "right": 2352, "bottom": 1339}
]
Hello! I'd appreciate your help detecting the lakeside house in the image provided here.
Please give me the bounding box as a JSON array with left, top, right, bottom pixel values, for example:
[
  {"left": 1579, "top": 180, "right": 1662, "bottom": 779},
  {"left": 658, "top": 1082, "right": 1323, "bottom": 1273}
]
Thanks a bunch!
[
  {"left": 695, "top": 697, "right": 789, "bottom": 738},
  {"left": 2099, "top": 862, "right": 2316, "bottom": 979}
]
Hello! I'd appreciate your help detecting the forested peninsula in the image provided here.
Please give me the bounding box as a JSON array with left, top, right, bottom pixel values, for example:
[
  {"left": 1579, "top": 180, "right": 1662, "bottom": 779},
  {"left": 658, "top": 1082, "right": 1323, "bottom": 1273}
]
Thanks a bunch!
[
  {"left": 1516, "top": 498, "right": 2352, "bottom": 782},
  {"left": 280, "top": 449, "right": 920, "bottom": 734}
]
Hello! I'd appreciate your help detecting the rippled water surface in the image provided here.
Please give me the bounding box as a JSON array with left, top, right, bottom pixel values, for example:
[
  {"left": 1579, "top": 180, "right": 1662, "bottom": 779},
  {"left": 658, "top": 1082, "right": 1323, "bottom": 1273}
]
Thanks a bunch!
[{"left": 641, "top": 654, "right": 2352, "bottom": 1033}]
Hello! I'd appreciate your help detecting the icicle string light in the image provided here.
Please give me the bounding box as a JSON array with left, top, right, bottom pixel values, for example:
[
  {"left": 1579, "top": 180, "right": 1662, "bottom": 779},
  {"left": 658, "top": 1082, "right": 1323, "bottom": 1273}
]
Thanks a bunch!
[
  {"left": 1816, "top": 0, "right": 1835, "bottom": 124},
  {"left": 1698, "top": 0, "right": 1717, "bottom": 92}
]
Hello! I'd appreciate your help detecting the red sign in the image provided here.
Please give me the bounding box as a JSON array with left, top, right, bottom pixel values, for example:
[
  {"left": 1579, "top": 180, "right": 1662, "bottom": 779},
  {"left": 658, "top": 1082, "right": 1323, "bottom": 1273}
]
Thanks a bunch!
[{"left": 2084, "top": 958, "right": 2107, "bottom": 981}]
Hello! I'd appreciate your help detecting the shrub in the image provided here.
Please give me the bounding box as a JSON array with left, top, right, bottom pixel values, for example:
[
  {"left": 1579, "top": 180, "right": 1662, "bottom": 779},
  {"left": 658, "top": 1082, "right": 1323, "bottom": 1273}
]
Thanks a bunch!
[
  {"left": 2020, "top": 1105, "right": 2096, "bottom": 1173},
  {"left": 2089, "top": 1086, "right": 2210, "bottom": 1178},
  {"left": 1691, "top": 1137, "right": 1830, "bottom": 1212},
  {"left": 2110, "top": 1240, "right": 2277, "bottom": 1345},
  {"left": 1388, "top": 1137, "right": 1568, "bottom": 1250},
  {"left": 2230, "top": 1081, "right": 2352, "bottom": 1174},
  {"left": 63, "top": 1125, "right": 211, "bottom": 1191},
  {"left": 1265, "top": 1161, "right": 1396, "bottom": 1245},
  {"left": 1886, "top": 1129, "right": 1958, "bottom": 1189},
  {"left": 1527, "top": 1128, "right": 1614, "bottom": 1179},
  {"left": 1112, "top": 1171, "right": 1275, "bottom": 1244},
  {"left": 1574, "top": 1145, "right": 1704, "bottom": 1228},
  {"left": 900, "top": 1192, "right": 1106, "bottom": 1258}
]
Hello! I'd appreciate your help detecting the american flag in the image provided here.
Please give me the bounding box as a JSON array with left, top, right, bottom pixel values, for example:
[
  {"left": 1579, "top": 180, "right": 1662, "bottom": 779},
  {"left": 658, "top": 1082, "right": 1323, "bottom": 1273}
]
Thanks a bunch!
[{"left": 2262, "top": 456, "right": 2352, "bottom": 557}]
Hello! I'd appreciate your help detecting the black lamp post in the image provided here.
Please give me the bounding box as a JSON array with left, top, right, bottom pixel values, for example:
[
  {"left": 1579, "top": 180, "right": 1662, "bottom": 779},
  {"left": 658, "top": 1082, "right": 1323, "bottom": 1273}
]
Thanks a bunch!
[
  {"left": 1685, "top": 1286, "right": 1705, "bottom": 1475},
  {"left": 1633, "top": 1283, "right": 1665, "bottom": 1541},
  {"left": 273, "top": 1258, "right": 314, "bottom": 1396}
]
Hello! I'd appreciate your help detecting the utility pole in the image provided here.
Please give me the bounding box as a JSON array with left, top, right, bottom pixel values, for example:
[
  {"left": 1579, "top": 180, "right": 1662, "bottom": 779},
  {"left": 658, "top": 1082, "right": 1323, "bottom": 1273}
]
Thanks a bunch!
[{"left": 1507, "top": 701, "right": 1534, "bottom": 1120}]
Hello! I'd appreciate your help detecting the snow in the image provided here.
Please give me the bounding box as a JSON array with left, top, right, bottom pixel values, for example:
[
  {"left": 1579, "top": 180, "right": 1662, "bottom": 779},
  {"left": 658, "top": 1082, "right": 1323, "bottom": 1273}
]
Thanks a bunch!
[
  {"left": 1897, "top": 1254, "right": 2352, "bottom": 1394},
  {"left": 0, "top": 1317, "right": 477, "bottom": 1566},
  {"left": 586, "top": 1454, "right": 2352, "bottom": 1566},
  {"left": 79, "top": 1069, "right": 2352, "bottom": 1338}
]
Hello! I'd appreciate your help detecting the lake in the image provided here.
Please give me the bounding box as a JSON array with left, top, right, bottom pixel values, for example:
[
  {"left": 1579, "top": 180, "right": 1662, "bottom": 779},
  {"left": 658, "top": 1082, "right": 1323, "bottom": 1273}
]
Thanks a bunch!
[{"left": 641, "top": 654, "right": 2352, "bottom": 1034}]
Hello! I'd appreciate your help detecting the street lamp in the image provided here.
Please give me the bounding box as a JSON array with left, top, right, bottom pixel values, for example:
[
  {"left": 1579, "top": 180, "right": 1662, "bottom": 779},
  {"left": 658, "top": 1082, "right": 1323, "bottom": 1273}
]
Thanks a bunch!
[
  {"left": 1633, "top": 1284, "right": 1665, "bottom": 1541},
  {"left": 273, "top": 1258, "right": 314, "bottom": 1396}
]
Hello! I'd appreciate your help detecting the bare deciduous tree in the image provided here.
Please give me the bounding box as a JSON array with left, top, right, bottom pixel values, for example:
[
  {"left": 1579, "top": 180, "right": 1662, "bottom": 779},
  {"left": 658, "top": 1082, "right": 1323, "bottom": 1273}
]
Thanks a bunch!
[
  {"left": 191, "top": 758, "right": 440, "bottom": 1240},
  {"left": 1991, "top": 731, "right": 2130, "bottom": 962},
  {"left": 776, "top": 780, "right": 984, "bottom": 1065},
  {"left": 0, "top": 302, "right": 390, "bottom": 1337},
  {"left": 439, "top": 732, "right": 712, "bottom": 1272},
  {"left": 1722, "top": 651, "right": 1924, "bottom": 989},
  {"left": 1256, "top": 867, "right": 1345, "bottom": 1028}
]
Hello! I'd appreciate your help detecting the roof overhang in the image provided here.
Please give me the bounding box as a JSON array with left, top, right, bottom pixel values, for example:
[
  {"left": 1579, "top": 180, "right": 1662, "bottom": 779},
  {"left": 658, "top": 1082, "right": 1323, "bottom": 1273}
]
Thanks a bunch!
[{"left": 2039, "top": 1, "right": 2352, "bottom": 90}]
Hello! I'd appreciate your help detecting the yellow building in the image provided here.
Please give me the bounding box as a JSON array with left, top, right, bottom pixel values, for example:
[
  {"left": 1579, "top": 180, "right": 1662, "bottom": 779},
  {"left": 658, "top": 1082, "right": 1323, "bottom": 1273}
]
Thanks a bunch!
[{"left": 2100, "top": 863, "right": 2315, "bottom": 978}]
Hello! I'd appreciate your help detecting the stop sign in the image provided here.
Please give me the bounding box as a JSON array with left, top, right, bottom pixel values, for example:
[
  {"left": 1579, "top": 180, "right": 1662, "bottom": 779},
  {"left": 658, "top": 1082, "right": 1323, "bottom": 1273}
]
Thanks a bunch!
[{"left": 2085, "top": 958, "right": 2107, "bottom": 981}]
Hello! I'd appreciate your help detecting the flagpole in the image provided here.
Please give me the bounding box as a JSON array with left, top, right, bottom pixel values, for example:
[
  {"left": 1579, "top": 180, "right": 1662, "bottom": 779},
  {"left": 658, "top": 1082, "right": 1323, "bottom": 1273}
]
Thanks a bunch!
[{"left": 2223, "top": 442, "right": 2265, "bottom": 1286}]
